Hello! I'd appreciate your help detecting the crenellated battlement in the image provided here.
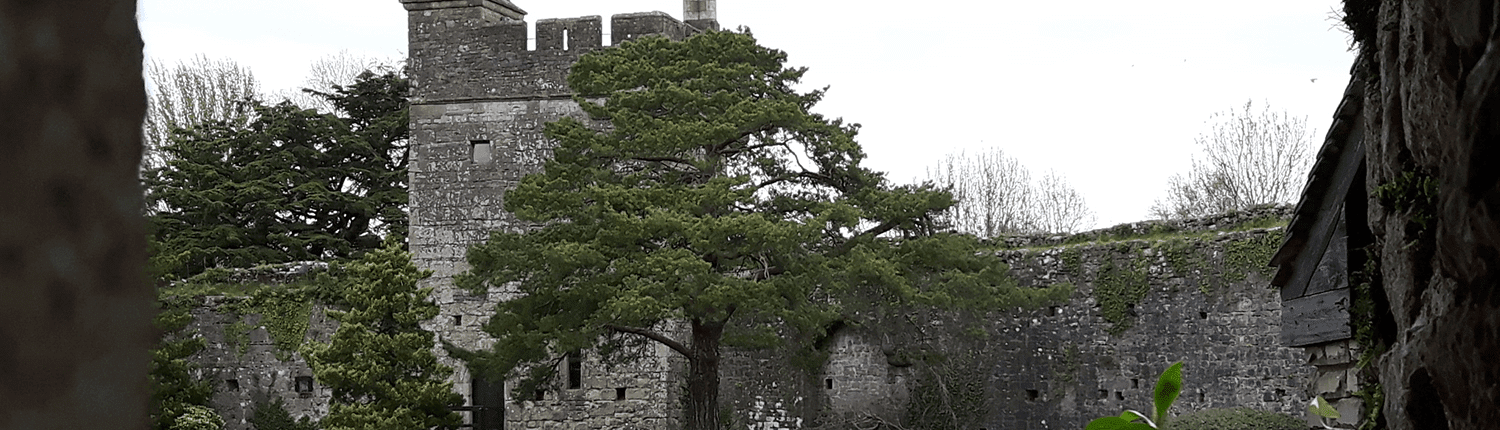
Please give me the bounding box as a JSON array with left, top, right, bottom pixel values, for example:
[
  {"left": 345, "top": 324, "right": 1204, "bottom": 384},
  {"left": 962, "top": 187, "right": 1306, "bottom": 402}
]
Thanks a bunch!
[{"left": 402, "top": 1, "right": 702, "bottom": 102}]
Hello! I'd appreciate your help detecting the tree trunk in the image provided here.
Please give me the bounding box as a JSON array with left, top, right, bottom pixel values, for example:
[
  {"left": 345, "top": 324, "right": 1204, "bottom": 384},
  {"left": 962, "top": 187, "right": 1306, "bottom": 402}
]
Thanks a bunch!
[{"left": 684, "top": 319, "right": 724, "bottom": 430}]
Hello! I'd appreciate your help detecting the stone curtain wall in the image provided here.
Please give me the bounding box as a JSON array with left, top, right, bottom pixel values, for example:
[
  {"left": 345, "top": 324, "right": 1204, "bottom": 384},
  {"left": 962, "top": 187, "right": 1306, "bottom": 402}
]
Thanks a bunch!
[
  {"left": 0, "top": 0, "right": 154, "bottom": 429},
  {"left": 717, "top": 209, "right": 1317, "bottom": 430},
  {"left": 187, "top": 296, "right": 336, "bottom": 430}
]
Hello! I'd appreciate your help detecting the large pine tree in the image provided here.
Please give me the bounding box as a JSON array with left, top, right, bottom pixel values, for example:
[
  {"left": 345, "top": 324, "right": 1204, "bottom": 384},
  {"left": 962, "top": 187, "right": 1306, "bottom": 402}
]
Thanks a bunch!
[{"left": 457, "top": 31, "right": 1011, "bottom": 430}]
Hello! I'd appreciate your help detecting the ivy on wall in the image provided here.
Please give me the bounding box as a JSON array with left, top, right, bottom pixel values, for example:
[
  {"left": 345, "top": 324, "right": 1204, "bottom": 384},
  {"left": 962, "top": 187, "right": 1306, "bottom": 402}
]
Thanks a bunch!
[
  {"left": 1096, "top": 258, "right": 1150, "bottom": 335},
  {"left": 1223, "top": 230, "right": 1285, "bottom": 284}
]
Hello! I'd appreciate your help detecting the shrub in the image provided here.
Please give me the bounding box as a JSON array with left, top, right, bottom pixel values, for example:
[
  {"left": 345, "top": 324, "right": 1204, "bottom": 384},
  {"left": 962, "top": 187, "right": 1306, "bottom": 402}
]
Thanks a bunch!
[{"left": 1162, "top": 407, "right": 1305, "bottom": 430}]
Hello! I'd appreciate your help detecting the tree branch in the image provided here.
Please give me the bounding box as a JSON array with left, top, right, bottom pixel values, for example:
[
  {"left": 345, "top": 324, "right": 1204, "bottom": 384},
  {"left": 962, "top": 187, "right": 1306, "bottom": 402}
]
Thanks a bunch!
[{"left": 605, "top": 324, "right": 692, "bottom": 357}]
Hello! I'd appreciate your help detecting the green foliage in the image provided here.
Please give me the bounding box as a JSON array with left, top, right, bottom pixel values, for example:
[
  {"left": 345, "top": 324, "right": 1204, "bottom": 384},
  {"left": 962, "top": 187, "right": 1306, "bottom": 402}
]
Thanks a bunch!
[
  {"left": 1374, "top": 170, "right": 1438, "bottom": 232},
  {"left": 145, "top": 70, "right": 410, "bottom": 280},
  {"left": 150, "top": 299, "right": 219, "bottom": 430},
  {"left": 302, "top": 241, "right": 462, "bottom": 430},
  {"left": 991, "top": 282, "right": 1075, "bottom": 312},
  {"left": 1061, "top": 247, "right": 1083, "bottom": 274},
  {"left": 1223, "top": 229, "right": 1284, "bottom": 283},
  {"left": 1160, "top": 408, "right": 1305, "bottom": 430},
  {"left": 1096, "top": 259, "right": 1150, "bottom": 334},
  {"left": 246, "top": 287, "right": 315, "bottom": 360},
  {"left": 170, "top": 405, "right": 225, "bottom": 430},
  {"left": 249, "top": 395, "right": 320, "bottom": 430},
  {"left": 456, "top": 31, "right": 1010, "bottom": 430},
  {"left": 1350, "top": 244, "right": 1386, "bottom": 430},
  {"left": 1086, "top": 362, "right": 1183, "bottom": 430},
  {"left": 225, "top": 320, "right": 251, "bottom": 359}
]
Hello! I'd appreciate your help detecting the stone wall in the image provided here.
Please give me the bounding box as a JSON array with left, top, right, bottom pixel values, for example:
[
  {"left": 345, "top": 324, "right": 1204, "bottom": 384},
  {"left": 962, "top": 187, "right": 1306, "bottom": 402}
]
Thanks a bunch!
[
  {"left": 401, "top": 2, "right": 700, "bottom": 428},
  {"left": 186, "top": 296, "right": 335, "bottom": 430},
  {"left": 1345, "top": 1, "right": 1500, "bottom": 429},
  {"left": 718, "top": 221, "right": 1318, "bottom": 430}
]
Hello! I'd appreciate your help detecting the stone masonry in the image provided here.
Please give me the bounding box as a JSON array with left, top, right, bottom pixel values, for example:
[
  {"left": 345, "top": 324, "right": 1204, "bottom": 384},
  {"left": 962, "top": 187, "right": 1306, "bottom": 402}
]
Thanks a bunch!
[
  {"left": 184, "top": 209, "right": 1321, "bottom": 429},
  {"left": 400, "top": 1, "right": 713, "bottom": 428},
  {"left": 179, "top": 3, "right": 1325, "bottom": 429}
]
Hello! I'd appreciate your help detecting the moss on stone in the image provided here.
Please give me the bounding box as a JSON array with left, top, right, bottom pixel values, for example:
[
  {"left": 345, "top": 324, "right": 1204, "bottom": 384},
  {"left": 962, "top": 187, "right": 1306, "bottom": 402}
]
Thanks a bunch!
[
  {"left": 1223, "top": 229, "right": 1284, "bottom": 284},
  {"left": 1096, "top": 259, "right": 1150, "bottom": 335}
]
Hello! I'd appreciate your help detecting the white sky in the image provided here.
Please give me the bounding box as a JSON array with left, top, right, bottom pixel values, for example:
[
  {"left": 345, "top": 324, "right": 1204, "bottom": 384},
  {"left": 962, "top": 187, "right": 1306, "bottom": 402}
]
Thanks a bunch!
[{"left": 138, "top": 0, "right": 1358, "bottom": 228}]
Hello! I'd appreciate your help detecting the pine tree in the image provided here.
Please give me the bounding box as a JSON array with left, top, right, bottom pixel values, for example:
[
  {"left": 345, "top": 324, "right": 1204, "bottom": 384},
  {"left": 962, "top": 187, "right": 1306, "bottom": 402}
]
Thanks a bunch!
[
  {"left": 302, "top": 242, "right": 462, "bottom": 430},
  {"left": 457, "top": 31, "right": 1011, "bottom": 430}
]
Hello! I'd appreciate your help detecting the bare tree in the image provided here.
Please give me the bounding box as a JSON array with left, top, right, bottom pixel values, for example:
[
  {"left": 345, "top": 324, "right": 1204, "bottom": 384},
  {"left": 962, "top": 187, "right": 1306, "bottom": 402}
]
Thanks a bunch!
[
  {"left": 273, "top": 51, "right": 395, "bottom": 113},
  {"left": 1150, "top": 100, "right": 1316, "bottom": 220},
  {"left": 1033, "top": 171, "right": 1097, "bottom": 234},
  {"left": 142, "top": 55, "right": 260, "bottom": 173},
  {"left": 926, "top": 148, "right": 1096, "bottom": 236}
]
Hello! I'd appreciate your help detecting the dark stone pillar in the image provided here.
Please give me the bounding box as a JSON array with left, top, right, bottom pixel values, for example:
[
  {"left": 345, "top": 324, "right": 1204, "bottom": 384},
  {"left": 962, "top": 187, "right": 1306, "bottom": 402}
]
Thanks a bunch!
[{"left": 0, "top": 1, "right": 152, "bottom": 429}]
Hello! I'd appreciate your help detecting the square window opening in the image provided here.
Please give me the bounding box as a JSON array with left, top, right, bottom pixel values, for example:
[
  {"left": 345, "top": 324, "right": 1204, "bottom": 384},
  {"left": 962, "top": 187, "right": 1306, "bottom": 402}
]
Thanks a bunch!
[
  {"left": 471, "top": 140, "right": 493, "bottom": 165},
  {"left": 615, "top": 387, "right": 627, "bottom": 401},
  {"left": 1026, "top": 389, "right": 1039, "bottom": 402},
  {"left": 225, "top": 379, "right": 239, "bottom": 391},
  {"left": 295, "top": 376, "right": 314, "bottom": 397}
]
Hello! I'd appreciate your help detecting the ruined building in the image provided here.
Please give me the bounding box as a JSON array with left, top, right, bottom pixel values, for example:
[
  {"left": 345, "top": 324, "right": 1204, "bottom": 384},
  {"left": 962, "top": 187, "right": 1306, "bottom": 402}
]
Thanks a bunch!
[{"left": 185, "top": 2, "right": 1330, "bottom": 429}]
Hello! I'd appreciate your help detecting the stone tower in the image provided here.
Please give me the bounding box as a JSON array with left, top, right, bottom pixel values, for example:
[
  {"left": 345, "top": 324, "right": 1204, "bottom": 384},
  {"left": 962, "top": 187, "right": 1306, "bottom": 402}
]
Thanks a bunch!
[
  {"left": 684, "top": 0, "right": 719, "bottom": 31},
  {"left": 399, "top": 1, "right": 704, "bottom": 428}
]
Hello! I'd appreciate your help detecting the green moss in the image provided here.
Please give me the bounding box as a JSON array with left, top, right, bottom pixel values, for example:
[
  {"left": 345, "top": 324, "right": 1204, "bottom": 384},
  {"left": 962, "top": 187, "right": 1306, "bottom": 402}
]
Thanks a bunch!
[
  {"left": 1374, "top": 170, "right": 1438, "bottom": 232},
  {"left": 225, "top": 319, "right": 251, "bottom": 359},
  {"left": 1162, "top": 408, "right": 1305, "bottom": 430},
  {"left": 996, "top": 282, "right": 1076, "bottom": 312},
  {"left": 1096, "top": 259, "right": 1150, "bottom": 335},
  {"left": 1224, "top": 229, "right": 1284, "bottom": 284},
  {"left": 1060, "top": 247, "right": 1083, "bottom": 275}
]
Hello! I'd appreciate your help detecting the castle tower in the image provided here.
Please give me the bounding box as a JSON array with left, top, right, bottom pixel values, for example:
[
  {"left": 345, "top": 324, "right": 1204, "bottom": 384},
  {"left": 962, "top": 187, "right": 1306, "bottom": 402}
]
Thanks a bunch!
[
  {"left": 399, "top": 1, "right": 704, "bottom": 428},
  {"left": 684, "top": 0, "right": 719, "bottom": 31}
]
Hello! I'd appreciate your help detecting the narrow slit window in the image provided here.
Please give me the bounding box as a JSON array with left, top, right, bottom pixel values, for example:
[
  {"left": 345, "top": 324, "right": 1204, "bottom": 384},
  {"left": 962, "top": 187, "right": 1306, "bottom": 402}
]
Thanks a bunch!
[
  {"left": 562, "top": 29, "right": 570, "bottom": 51},
  {"left": 825, "top": 378, "right": 833, "bottom": 390},
  {"left": 471, "top": 140, "right": 493, "bottom": 164},
  {"left": 567, "top": 354, "right": 582, "bottom": 389}
]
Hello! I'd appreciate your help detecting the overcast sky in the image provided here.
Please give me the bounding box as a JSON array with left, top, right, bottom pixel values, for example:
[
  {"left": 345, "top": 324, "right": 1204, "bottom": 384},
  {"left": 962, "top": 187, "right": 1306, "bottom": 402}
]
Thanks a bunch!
[{"left": 138, "top": 0, "right": 1358, "bottom": 228}]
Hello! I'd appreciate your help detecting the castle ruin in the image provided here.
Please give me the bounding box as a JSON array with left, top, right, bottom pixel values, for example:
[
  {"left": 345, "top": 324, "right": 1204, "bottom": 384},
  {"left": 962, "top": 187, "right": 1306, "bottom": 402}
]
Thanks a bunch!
[{"left": 185, "top": 2, "right": 1326, "bottom": 429}]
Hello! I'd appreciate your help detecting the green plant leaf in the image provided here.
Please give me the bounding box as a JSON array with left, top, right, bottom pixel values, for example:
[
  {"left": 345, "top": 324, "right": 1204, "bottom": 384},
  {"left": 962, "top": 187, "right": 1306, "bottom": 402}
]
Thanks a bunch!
[
  {"left": 1086, "top": 416, "right": 1158, "bottom": 430},
  {"left": 1153, "top": 361, "right": 1184, "bottom": 425},
  {"left": 1309, "top": 395, "right": 1341, "bottom": 419},
  {"left": 1120, "top": 409, "right": 1151, "bottom": 423}
]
